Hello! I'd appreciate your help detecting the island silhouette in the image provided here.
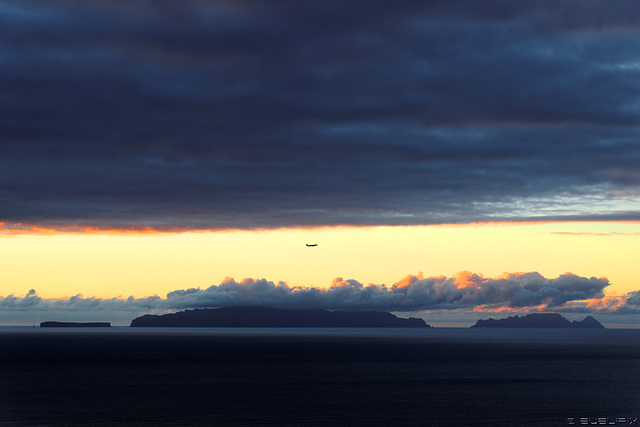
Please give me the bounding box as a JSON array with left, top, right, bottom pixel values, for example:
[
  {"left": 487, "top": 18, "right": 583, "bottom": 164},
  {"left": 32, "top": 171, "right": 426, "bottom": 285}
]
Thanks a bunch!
[
  {"left": 130, "top": 306, "right": 430, "bottom": 328},
  {"left": 40, "top": 321, "right": 111, "bottom": 328},
  {"left": 471, "top": 313, "right": 604, "bottom": 328}
]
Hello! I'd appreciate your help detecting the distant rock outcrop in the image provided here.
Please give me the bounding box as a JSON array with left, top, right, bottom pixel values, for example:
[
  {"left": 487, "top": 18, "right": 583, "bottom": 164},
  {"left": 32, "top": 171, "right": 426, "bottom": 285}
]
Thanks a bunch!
[
  {"left": 470, "top": 313, "right": 604, "bottom": 328},
  {"left": 130, "top": 307, "right": 430, "bottom": 328},
  {"left": 40, "top": 321, "right": 111, "bottom": 328},
  {"left": 570, "top": 315, "right": 605, "bottom": 329}
]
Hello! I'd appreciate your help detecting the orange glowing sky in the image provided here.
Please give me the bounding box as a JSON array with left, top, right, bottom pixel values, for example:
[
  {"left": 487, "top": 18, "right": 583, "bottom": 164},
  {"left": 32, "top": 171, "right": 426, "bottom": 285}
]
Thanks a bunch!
[{"left": 1, "top": 221, "right": 638, "bottom": 301}]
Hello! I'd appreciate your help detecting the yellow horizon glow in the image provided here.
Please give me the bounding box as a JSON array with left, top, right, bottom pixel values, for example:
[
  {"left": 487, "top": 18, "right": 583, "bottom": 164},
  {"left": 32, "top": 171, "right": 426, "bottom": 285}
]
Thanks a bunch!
[{"left": 1, "top": 221, "right": 638, "bottom": 300}]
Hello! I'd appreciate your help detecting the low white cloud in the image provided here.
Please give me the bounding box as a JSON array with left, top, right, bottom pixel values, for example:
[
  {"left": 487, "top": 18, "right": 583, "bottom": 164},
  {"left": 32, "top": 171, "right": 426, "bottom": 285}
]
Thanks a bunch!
[
  {"left": 2, "top": 271, "right": 635, "bottom": 325},
  {"left": 159, "top": 272, "right": 610, "bottom": 312}
]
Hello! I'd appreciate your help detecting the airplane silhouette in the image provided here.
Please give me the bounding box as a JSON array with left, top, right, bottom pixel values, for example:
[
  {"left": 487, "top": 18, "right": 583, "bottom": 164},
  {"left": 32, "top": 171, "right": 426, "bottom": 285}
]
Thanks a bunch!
[{"left": 306, "top": 244, "right": 318, "bottom": 247}]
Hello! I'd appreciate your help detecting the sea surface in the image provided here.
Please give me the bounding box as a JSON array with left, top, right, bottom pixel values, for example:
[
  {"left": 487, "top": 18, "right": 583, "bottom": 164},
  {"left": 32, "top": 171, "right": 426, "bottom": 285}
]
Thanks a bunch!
[{"left": 0, "top": 327, "right": 638, "bottom": 426}]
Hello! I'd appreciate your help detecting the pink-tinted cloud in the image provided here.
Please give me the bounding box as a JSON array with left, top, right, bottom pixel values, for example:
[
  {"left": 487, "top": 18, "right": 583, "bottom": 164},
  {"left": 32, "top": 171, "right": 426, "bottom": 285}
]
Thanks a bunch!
[
  {"left": 1, "top": 271, "right": 628, "bottom": 325},
  {"left": 557, "top": 291, "right": 640, "bottom": 314},
  {"left": 164, "top": 271, "right": 609, "bottom": 311}
]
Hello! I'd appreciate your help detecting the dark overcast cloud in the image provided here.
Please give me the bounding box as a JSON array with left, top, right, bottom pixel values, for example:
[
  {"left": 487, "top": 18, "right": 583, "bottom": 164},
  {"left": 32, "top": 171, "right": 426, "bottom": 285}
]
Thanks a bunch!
[{"left": 2, "top": 0, "right": 639, "bottom": 229}]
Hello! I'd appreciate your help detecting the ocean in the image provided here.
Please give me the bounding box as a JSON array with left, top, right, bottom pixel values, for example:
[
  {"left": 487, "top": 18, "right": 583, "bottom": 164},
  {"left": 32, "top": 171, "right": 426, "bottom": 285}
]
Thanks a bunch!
[{"left": 0, "top": 327, "right": 638, "bottom": 426}]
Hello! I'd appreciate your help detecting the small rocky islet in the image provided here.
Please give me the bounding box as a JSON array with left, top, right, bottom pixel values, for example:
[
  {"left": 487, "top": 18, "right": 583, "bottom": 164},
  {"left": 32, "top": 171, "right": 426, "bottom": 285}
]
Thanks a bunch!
[{"left": 471, "top": 313, "right": 604, "bottom": 328}]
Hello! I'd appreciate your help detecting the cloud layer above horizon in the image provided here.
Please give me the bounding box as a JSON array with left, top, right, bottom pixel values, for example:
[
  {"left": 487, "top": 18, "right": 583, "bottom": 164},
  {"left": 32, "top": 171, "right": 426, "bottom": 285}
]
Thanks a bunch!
[
  {"left": 2, "top": 0, "right": 640, "bottom": 230},
  {"left": 3, "top": 272, "right": 640, "bottom": 325}
]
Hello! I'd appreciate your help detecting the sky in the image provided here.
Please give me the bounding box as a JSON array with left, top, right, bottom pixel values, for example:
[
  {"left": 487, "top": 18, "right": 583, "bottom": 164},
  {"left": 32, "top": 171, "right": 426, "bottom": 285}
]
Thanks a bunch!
[{"left": 1, "top": 0, "right": 639, "bottom": 326}]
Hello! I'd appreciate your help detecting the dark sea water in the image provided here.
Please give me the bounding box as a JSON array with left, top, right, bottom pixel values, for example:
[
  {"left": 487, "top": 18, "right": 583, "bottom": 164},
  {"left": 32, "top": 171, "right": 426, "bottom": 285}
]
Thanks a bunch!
[{"left": 0, "top": 327, "right": 638, "bottom": 426}]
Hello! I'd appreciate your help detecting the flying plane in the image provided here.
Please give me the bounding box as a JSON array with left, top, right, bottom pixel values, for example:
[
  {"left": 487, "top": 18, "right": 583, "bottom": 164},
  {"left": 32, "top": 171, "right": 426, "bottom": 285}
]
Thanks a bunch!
[{"left": 306, "top": 244, "right": 318, "bottom": 247}]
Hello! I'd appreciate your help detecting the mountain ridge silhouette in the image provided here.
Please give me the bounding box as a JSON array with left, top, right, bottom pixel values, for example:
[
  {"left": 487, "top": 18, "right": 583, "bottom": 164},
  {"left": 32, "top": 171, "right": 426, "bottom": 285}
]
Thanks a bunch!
[{"left": 130, "top": 306, "right": 430, "bottom": 328}]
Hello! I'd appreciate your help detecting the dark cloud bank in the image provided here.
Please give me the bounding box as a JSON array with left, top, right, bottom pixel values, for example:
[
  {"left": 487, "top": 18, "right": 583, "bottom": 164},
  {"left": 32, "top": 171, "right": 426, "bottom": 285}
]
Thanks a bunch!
[
  {"left": 2, "top": 0, "right": 640, "bottom": 230},
  {"left": 2, "top": 272, "right": 639, "bottom": 325}
]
